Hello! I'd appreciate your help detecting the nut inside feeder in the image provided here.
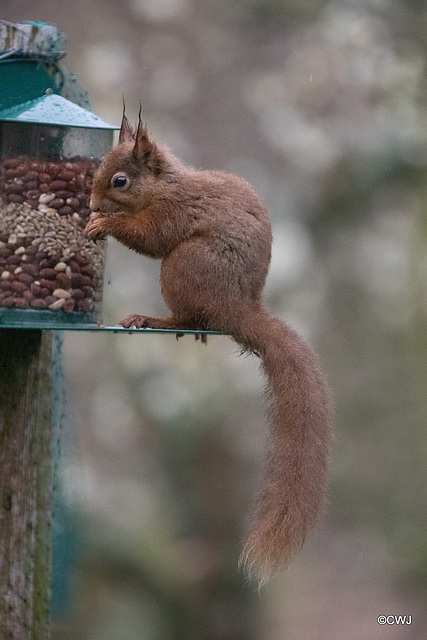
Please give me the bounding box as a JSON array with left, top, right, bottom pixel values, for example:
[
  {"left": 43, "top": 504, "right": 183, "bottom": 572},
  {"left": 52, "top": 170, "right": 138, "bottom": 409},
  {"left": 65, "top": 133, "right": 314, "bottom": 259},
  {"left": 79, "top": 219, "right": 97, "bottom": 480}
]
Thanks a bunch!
[{"left": 0, "top": 93, "right": 118, "bottom": 325}]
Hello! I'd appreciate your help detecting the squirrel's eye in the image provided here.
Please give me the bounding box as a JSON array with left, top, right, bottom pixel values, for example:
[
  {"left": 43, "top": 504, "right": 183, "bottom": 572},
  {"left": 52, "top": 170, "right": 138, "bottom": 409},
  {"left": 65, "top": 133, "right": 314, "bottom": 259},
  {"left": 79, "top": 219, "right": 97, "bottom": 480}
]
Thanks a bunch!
[{"left": 111, "top": 173, "right": 129, "bottom": 188}]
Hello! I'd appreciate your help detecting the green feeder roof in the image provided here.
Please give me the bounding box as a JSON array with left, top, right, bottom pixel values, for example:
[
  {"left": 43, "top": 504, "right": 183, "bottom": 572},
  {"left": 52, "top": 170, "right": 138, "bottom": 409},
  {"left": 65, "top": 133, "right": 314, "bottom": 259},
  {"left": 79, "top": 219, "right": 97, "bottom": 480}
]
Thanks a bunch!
[{"left": 0, "top": 94, "right": 118, "bottom": 129}]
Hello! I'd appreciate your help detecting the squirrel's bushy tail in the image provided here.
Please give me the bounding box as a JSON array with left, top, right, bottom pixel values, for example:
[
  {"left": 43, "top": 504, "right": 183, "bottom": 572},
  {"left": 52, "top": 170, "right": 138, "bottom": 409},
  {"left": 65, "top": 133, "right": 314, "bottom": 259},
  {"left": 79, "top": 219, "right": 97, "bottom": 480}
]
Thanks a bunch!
[{"left": 230, "top": 306, "right": 332, "bottom": 586}]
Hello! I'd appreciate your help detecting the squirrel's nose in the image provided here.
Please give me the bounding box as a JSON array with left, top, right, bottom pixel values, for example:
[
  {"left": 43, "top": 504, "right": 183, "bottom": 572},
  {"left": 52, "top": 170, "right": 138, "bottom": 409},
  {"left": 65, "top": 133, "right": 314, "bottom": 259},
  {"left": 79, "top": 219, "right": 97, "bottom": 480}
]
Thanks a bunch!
[{"left": 89, "top": 197, "right": 99, "bottom": 212}]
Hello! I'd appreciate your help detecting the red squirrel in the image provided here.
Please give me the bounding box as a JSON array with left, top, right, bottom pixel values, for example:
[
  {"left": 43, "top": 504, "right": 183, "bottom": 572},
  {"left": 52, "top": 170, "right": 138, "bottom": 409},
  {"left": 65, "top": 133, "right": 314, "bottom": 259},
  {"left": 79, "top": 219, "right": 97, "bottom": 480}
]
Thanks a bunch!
[{"left": 86, "top": 112, "right": 332, "bottom": 585}]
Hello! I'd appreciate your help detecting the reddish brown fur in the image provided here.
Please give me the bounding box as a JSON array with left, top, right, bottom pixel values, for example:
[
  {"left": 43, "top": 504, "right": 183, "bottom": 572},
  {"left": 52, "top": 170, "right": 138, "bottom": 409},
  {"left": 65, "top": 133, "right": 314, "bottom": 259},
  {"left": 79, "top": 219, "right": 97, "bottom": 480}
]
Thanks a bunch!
[{"left": 86, "top": 115, "right": 332, "bottom": 584}]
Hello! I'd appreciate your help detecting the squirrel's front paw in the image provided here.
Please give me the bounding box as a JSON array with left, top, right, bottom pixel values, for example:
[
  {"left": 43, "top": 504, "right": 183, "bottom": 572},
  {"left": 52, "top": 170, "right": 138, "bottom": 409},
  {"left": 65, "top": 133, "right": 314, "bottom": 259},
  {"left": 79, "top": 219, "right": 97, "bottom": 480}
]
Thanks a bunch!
[{"left": 85, "top": 215, "right": 109, "bottom": 240}]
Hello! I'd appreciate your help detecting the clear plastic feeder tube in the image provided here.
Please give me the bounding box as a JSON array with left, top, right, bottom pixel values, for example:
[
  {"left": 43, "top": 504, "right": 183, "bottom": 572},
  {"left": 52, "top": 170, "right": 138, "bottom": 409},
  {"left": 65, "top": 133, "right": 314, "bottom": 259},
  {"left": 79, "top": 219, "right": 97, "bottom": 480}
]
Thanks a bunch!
[{"left": 0, "top": 112, "right": 115, "bottom": 326}]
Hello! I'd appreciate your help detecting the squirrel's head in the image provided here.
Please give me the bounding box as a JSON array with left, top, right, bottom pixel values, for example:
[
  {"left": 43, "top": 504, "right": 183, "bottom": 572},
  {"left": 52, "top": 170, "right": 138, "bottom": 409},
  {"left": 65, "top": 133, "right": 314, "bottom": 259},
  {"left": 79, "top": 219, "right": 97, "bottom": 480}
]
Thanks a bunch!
[{"left": 90, "top": 112, "right": 164, "bottom": 215}]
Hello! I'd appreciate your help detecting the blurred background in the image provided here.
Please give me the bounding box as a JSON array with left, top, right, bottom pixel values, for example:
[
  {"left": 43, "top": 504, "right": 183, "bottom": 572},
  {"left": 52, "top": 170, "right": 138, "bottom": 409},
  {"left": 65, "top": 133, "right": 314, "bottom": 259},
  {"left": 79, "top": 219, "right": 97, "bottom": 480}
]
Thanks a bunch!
[{"left": 3, "top": 0, "right": 427, "bottom": 638}]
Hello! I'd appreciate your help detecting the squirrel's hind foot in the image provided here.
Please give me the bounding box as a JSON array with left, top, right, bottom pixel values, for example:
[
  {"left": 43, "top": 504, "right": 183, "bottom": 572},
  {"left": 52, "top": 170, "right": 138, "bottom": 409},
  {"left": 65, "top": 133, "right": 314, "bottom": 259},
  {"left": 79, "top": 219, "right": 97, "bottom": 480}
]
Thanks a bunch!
[{"left": 119, "top": 315, "right": 209, "bottom": 344}]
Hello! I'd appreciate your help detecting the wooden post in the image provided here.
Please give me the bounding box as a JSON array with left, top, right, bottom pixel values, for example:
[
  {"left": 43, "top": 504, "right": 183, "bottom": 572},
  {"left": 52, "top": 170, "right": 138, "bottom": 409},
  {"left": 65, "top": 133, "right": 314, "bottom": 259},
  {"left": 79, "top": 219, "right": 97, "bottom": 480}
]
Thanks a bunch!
[{"left": 0, "top": 329, "right": 63, "bottom": 640}]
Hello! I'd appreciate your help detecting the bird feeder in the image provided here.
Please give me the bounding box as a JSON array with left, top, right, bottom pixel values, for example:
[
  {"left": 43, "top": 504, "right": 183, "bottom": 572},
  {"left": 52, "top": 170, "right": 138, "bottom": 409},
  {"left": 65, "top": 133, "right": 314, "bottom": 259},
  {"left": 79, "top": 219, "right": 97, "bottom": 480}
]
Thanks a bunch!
[{"left": 0, "top": 93, "right": 118, "bottom": 326}]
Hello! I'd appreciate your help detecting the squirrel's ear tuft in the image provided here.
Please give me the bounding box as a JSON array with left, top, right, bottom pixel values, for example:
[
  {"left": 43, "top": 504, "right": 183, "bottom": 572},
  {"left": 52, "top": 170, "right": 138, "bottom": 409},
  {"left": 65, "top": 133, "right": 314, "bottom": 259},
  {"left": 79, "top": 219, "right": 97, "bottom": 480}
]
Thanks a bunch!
[
  {"left": 132, "top": 116, "right": 163, "bottom": 174},
  {"left": 119, "top": 113, "right": 135, "bottom": 144}
]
